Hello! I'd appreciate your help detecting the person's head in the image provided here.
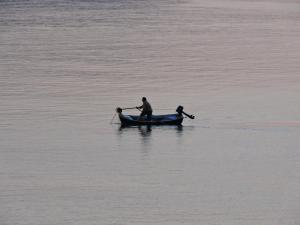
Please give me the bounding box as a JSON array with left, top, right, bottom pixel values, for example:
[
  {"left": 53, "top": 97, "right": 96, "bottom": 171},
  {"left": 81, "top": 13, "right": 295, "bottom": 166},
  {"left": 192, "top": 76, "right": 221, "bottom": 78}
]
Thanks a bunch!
[{"left": 142, "top": 97, "right": 147, "bottom": 102}]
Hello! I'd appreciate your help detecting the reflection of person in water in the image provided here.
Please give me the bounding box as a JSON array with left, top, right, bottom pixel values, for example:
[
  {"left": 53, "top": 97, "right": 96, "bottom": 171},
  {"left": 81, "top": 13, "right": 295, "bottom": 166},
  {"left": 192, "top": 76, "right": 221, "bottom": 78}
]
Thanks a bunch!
[
  {"left": 138, "top": 125, "right": 152, "bottom": 137},
  {"left": 136, "top": 97, "right": 152, "bottom": 121}
]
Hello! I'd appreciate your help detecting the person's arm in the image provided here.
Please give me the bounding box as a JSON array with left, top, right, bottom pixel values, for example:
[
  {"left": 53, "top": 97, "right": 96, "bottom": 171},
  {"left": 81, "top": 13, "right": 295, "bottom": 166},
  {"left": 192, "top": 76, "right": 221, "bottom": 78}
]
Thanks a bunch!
[{"left": 136, "top": 105, "right": 143, "bottom": 109}]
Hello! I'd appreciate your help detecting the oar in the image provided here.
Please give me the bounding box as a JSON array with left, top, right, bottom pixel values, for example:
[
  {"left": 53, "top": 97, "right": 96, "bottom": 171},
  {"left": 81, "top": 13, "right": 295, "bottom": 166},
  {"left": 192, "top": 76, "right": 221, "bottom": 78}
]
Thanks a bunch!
[
  {"left": 122, "top": 107, "right": 138, "bottom": 110},
  {"left": 110, "top": 112, "right": 117, "bottom": 124},
  {"left": 121, "top": 107, "right": 142, "bottom": 111}
]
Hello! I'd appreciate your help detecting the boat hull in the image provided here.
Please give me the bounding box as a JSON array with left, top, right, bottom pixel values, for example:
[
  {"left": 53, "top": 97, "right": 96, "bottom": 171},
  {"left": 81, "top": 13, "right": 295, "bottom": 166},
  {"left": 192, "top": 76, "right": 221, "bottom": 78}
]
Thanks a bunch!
[{"left": 119, "top": 113, "right": 183, "bottom": 126}]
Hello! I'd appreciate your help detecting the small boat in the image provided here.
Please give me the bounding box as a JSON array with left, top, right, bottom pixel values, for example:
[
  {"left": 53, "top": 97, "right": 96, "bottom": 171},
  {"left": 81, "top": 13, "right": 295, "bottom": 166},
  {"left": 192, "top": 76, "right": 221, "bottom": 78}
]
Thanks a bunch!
[{"left": 116, "top": 106, "right": 194, "bottom": 126}]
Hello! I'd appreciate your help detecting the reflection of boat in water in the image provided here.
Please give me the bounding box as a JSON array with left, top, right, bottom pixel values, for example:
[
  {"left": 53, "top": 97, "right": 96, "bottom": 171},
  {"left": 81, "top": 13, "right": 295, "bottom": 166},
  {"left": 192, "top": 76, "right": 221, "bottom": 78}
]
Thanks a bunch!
[{"left": 116, "top": 106, "right": 194, "bottom": 127}]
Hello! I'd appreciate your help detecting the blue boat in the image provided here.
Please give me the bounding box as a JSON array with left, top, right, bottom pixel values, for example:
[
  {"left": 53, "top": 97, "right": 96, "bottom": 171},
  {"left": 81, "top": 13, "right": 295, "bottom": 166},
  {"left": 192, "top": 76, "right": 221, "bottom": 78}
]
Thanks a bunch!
[{"left": 116, "top": 106, "right": 194, "bottom": 126}]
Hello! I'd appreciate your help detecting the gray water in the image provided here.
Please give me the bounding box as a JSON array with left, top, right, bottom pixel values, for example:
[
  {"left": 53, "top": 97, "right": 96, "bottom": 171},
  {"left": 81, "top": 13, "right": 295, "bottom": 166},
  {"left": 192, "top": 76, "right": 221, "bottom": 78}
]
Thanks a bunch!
[{"left": 1, "top": 0, "right": 300, "bottom": 224}]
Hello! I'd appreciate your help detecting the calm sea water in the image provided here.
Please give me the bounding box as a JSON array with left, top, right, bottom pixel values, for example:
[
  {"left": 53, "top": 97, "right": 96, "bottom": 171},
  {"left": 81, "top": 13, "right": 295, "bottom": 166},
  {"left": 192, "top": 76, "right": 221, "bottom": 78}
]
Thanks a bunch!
[{"left": 1, "top": 0, "right": 300, "bottom": 225}]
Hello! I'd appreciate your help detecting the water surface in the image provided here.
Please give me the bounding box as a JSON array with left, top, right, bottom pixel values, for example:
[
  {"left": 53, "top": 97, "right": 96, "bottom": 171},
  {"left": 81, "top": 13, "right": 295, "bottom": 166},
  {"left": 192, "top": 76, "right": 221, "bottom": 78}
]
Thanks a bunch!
[{"left": 1, "top": 0, "right": 300, "bottom": 224}]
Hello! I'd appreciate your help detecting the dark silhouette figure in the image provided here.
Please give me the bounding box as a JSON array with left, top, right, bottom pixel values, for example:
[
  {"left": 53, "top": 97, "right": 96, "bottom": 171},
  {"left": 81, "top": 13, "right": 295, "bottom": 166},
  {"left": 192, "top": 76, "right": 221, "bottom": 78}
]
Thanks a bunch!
[{"left": 137, "top": 97, "right": 153, "bottom": 121}]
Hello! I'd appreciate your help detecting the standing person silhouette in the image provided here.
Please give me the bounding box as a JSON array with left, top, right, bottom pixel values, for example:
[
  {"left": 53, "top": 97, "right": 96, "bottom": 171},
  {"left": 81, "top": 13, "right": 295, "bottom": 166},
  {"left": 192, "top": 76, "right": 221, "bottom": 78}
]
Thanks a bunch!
[{"left": 136, "top": 97, "right": 152, "bottom": 121}]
